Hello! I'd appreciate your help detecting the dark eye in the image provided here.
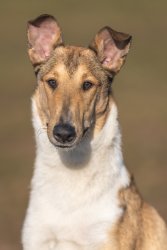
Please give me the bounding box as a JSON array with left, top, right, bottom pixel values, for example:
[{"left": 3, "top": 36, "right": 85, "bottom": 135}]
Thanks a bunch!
[
  {"left": 82, "top": 81, "right": 93, "bottom": 91},
  {"left": 47, "top": 79, "right": 57, "bottom": 89}
]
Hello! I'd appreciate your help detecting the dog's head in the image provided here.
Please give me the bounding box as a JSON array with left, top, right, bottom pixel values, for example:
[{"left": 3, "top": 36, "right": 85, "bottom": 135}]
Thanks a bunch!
[{"left": 27, "top": 14, "right": 131, "bottom": 149}]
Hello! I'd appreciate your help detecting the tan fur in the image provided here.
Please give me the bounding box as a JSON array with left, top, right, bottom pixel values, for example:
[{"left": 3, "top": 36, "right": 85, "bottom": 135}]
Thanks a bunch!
[{"left": 34, "top": 46, "right": 111, "bottom": 146}]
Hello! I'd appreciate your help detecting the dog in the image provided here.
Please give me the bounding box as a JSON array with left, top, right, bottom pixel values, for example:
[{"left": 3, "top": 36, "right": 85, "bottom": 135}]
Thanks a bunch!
[{"left": 22, "top": 14, "right": 167, "bottom": 250}]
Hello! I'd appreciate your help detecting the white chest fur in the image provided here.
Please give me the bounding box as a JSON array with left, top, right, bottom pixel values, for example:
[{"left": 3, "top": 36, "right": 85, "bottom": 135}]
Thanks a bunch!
[{"left": 22, "top": 101, "right": 130, "bottom": 250}]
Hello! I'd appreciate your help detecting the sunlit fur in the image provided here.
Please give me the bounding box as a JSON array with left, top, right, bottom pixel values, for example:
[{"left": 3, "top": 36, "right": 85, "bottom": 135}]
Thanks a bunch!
[{"left": 23, "top": 15, "right": 167, "bottom": 250}]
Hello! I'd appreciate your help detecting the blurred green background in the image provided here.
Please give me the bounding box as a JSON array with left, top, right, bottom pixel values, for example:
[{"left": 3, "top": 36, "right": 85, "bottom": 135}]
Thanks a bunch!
[{"left": 0, "top": 0, "right": 167, "bottom": 249}]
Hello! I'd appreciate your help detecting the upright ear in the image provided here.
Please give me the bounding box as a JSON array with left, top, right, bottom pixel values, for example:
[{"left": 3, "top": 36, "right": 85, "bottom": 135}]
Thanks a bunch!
[
  {"left": 27, "top": 14, "right": 63, "bottom": 67},
  {"left": 89, "top": 26, "right": 132, "bottom": 74}
]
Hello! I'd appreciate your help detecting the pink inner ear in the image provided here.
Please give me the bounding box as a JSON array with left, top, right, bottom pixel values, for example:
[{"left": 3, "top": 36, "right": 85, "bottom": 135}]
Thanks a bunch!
[
  {"left": 102, "top": 37, "right": 120, "bottom": 68},
  {"left": 28, "top": 17, "right": 62, "bottom": 63},
  {"left": 34, "top": 29, "right": 56, "bottom": 59}
]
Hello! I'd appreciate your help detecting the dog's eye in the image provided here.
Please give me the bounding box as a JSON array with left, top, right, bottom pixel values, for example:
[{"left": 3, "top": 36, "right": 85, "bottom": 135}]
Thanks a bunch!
[
  {"left": 82, "top": 81, "right": 93, "bottom": 91},
  {"left": 47, "top": 79, "right": 57, "bottom": 89}
]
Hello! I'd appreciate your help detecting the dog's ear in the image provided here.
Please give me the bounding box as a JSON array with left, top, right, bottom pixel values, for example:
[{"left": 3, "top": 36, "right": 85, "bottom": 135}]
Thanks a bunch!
[
  {"left": 89, "top": 27, "right": 132, "bottom": 74},
  {"left": 27, "top": 14, "right": 63, "bottom": 66}
]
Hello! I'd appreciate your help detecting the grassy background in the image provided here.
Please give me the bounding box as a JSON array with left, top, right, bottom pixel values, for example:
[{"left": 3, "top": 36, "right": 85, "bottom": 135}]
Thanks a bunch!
[{"left": 0, "top": 1, "right": 167, "bottom": 249}]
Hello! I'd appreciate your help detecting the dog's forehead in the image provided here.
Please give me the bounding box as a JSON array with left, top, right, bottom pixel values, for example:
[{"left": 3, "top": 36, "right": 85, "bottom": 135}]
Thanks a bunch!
[{"left": 39, "top": 46, "right": 105, "bottom": 79}]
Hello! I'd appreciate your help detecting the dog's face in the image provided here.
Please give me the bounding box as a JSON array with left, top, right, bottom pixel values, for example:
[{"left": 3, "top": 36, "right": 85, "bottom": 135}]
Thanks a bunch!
[{"left": 27, "top": 15, "right": 131, "bottom": 149}]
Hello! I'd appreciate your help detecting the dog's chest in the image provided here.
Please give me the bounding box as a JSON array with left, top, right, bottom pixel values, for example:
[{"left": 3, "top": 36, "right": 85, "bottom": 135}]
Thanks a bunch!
[{"left": 34, "top": 167, "right": 123, "bottom": 249}]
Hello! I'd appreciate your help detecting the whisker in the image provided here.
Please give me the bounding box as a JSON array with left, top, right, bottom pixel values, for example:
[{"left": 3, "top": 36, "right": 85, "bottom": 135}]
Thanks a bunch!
[{"left": 36, "top": 127, "right": 47, "bottom": 138}]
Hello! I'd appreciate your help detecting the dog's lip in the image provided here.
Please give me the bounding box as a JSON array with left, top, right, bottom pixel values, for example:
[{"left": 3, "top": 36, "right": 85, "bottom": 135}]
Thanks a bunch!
[
  {"left": 56, "top": 144, "right": 73, "bottom": 149},
  {"left": 53, "top": 140, "right": 76, "bottom": 149},
  {"left": 83, "top": 127, "right": 90, "bottom": 136}
]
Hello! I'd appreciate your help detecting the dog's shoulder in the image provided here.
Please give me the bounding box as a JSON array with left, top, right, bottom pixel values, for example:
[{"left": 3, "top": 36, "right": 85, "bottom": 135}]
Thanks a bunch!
[{"left": 105, "top": 179, "right": 167, "bottom": 250}]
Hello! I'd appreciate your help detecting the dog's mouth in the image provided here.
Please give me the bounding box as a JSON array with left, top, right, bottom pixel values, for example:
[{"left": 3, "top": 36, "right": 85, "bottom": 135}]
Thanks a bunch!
[{"left": 56, "top": 145, "right": 73, "bottom": 149}]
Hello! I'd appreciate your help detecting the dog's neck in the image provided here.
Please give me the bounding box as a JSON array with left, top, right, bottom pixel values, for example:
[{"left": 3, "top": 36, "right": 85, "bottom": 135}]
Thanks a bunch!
[{"left": 32, "top": 97, "right": 130, "bottom": 192}]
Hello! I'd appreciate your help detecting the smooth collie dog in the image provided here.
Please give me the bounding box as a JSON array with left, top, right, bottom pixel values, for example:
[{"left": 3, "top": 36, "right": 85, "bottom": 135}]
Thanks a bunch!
[{"left": 22, "top": 14, "right": 167, "bottom": 250}]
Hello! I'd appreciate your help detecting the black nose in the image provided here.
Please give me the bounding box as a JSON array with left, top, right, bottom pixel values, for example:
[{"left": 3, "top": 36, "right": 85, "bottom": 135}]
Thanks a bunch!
[{"left": 53, "top": 123, "right": 76, "bottom": 143}]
